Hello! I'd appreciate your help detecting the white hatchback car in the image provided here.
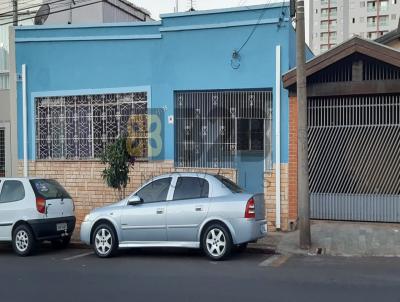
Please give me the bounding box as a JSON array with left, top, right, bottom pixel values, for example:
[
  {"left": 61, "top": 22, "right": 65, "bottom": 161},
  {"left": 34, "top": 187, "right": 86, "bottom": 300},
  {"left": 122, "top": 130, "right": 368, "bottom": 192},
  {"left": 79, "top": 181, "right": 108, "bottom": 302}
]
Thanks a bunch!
[{"left": 0, "top": 178, "right": 76, "bottom": 256}]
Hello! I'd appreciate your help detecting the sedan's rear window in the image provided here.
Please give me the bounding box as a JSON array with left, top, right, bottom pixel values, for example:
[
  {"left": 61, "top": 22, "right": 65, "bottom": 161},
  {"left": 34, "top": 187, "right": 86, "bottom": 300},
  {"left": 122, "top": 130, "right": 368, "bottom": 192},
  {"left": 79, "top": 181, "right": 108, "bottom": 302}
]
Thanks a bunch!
[
  {"left": 214, "top": 175, "right": 244, "bottom": 193},
  {"left": 30, "top": 179, "right": 71, "bottom": 200}
]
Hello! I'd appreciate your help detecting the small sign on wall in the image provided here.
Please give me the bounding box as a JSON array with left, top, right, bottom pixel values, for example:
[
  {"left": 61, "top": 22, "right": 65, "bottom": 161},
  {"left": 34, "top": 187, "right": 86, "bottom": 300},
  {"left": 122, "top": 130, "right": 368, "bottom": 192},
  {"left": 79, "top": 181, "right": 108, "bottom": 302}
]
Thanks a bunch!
[{"left": 168, "top": 115, "right": 174, "bottom": 124}]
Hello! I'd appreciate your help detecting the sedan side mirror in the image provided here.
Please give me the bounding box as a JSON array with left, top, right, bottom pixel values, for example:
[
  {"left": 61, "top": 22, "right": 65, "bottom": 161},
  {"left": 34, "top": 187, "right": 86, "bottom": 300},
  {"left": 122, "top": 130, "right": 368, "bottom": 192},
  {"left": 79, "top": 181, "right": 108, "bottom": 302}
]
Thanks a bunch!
[{"left": 127, "top": 195, "right": 144, "bottom": 206}]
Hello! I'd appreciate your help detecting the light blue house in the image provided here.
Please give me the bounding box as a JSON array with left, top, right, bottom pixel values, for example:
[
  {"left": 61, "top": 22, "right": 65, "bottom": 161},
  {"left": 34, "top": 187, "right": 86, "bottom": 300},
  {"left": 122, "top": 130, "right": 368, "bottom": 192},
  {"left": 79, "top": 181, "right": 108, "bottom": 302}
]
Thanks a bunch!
[{"left": 13, "top": 3, "right": 310, "bottom": 230}]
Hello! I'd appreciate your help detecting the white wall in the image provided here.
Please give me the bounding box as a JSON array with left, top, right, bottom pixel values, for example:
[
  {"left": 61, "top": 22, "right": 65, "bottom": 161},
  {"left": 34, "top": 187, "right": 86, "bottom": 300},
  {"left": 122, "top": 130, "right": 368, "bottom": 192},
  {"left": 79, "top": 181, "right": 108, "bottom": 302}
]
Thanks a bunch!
[{"left": 0, "top": 89, "right": 10, "bottom": 123}]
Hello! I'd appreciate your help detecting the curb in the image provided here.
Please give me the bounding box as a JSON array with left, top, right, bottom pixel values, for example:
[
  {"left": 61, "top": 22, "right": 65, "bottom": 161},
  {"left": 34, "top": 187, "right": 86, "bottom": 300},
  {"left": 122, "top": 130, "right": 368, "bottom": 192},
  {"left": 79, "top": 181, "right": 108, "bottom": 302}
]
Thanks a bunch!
[{"left": 246, "top": 245, "right": 277, "bottom": 255}]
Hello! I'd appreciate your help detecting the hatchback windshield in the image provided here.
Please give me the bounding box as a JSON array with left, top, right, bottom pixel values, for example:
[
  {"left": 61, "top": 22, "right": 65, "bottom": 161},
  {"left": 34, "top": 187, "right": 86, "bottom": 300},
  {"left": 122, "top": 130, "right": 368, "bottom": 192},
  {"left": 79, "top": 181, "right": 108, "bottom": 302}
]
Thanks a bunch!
[
  {"left": 30, "top": 179, "right": 71, "bottom": 200},
  {"left": 214, "top": 175, "right": 244, "bottom": 193}
]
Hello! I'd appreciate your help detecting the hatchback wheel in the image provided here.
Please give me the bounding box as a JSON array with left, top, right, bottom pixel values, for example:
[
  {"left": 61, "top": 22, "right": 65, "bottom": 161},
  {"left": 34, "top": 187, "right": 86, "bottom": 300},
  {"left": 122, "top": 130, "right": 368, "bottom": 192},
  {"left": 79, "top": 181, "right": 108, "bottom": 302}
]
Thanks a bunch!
[
  {"left": 12, "top": 225, "right": 36, "bottom": 256},
  {"left": 202, "top": 223, "right": 232, "bottom": 261},
  {"left": 92, "top": 224, "right": 117, "bottom": 258}
]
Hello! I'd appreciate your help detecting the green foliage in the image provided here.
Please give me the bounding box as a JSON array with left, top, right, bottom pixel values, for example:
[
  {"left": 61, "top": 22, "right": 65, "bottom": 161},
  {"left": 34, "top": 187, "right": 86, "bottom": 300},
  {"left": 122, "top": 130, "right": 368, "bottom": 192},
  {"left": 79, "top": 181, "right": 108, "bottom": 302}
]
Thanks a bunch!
[{"left": 101, "top": 136, "right": 133, "bottom": 200}]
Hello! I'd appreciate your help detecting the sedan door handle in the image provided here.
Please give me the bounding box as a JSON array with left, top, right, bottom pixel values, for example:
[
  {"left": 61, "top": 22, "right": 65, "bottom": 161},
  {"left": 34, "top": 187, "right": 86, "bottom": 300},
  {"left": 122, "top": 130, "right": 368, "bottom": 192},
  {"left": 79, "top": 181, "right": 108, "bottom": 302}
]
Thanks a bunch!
[
  {"left": 156, "top": 208, "right": 164, "bottom": 214},
  {"left": 195, "top": 206, "right": 204, "bottom": 212}
]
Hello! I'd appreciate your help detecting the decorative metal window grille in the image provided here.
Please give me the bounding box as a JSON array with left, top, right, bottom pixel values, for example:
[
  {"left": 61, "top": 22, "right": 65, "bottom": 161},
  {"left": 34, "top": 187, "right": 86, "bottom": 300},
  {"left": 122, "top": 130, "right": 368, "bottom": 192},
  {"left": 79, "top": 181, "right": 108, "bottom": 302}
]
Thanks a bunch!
[
  {"left": 35, "top": 92, "right": 148, "bottom": 160},
  {"left": 175, "top": 90, "right": 272, "bottom": 169},
  {"left": 0, "top": 128, "right": 5, "bottom": 177}
]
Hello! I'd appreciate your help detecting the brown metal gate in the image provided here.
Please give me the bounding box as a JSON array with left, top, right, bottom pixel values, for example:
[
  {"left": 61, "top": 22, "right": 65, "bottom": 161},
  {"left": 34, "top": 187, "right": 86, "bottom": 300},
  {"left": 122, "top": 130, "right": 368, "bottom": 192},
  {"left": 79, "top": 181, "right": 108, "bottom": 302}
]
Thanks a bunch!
[{"left": 308, "top": 94, "right": 400, "bottom": 222}]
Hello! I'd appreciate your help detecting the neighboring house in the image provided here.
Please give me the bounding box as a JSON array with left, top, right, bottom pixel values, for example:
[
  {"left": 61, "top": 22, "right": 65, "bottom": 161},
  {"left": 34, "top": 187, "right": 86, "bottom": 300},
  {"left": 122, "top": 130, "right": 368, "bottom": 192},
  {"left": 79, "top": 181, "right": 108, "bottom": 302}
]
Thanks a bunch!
[
  {"left": 0, "top": 89, "right": 10, "bottom": 177},
  {"left": 375, "top": 18, "right": 400, "bottom": 48},
  {"left": 12, "top": 3, "right": 311, "bottom": 233},
  {"left": 283, "top": 36, "right": 400, "bottom": 224},
  {"left": 43, "top": 0, "right": 151, "bottom": 25},
  {"left": 309, "top": 0, "right": 400, "bottom": 54},
  {"left": 0, "top": 0, "right": 150, "bottom": 180}
]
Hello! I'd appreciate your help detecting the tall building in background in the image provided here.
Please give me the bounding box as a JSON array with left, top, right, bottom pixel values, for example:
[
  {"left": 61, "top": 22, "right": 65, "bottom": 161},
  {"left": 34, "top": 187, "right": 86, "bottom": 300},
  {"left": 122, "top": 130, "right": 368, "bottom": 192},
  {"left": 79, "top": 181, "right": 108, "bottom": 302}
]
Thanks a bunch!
[{"left": 309, "top": 0, "right": 400, "bottom": 54}]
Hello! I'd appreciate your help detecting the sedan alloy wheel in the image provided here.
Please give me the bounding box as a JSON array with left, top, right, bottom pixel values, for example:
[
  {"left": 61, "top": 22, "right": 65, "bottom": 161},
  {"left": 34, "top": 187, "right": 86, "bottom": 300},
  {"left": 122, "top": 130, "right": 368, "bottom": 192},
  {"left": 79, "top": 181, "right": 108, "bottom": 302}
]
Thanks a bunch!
[{"left": 93, "top": 224, "right": 117, "bottom": 258}]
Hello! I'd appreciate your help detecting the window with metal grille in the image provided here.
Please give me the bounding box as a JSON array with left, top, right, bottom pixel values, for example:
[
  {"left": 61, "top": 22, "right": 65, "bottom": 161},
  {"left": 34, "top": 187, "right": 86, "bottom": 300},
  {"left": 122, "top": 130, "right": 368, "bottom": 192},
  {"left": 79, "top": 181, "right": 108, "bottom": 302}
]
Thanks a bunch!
[
  {"left": 35, "top": 92, "right": 148, "bottom": 160},
  {"left": 175, "top": 90, "right": 272, "bottom": 169},
  {"left": 0, "top": 128, "right": 4, "bottom": 177}
]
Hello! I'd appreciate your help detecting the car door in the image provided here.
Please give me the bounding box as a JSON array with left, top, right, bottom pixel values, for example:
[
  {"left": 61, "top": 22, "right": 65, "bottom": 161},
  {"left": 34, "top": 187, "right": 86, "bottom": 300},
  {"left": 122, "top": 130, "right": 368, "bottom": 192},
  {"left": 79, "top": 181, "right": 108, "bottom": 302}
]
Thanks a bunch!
[
  {"left": 120, "top": 177, "right": 172, "bottom": 243},
  {"left": 166, "top": 176, "right": 210, "bottom": 242},
  {"left": 0, "top": 180, "right": 27, "bottom": 241}
]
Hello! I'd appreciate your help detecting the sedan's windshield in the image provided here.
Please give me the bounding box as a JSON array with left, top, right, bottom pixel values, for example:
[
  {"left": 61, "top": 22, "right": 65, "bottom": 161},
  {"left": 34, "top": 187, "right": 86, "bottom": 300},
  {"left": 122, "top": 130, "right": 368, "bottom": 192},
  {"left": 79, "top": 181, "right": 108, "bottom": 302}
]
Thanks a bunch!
[{"left": 214, "top": 175, "right": 244, "bottom": 193}]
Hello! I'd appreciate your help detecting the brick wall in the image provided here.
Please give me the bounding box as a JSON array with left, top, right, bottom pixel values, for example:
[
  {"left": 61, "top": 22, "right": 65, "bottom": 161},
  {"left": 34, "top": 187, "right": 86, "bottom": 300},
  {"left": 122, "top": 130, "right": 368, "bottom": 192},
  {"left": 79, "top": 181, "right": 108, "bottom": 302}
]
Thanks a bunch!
[
  {"left": 19, "top": 160, "right": 236, "bottom": 239},
  {"left": 288, "top": 96, "right": 298, "bottom": 228},
  {"left": 264, "top": 164, "right": 289, "bottom": 231},
  {"left": 19, "top": 158, "right": 294, "bottom": 237}
]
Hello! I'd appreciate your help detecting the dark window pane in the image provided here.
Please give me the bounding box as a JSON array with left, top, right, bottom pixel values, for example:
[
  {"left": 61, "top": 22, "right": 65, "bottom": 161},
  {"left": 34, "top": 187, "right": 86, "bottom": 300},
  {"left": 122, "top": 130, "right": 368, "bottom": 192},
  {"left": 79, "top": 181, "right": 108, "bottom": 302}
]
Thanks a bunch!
[
  {"left": 136, "top": 177, "right": 171, "bottom": 203},
  {"left": 0, "top": 129, "right": 4, "bottom": 177},
  {"left": 0, "top": 180, "right": 25, "bottom": 203},
  {"left": 30, "top": 179, "right": 71, "bottom": 200},
  {"left": 250, "top": 119, "right": 264, "bottom": 151},
  {"left": 237, "top": 119, "right": 250, "bottom": 151},
  {"left": 214, "top": 175, "right": 244, "bottom": 193},
  {"left": 173, "top": 177, "right": 209, "bottom": 200}
]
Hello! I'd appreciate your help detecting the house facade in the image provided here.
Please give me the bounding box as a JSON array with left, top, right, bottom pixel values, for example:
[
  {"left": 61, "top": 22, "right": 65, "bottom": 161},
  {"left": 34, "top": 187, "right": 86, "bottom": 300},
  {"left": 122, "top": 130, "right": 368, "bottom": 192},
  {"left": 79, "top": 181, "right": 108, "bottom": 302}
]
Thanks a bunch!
[
  {"left": 1, "top": 0, "right": 151, "bottom": 182},
  {"left": 284, "top": 36, "right": 400, "bottom": 224},
  {"left": 12, "top": 3, "right": 309, "bottom": 235}
]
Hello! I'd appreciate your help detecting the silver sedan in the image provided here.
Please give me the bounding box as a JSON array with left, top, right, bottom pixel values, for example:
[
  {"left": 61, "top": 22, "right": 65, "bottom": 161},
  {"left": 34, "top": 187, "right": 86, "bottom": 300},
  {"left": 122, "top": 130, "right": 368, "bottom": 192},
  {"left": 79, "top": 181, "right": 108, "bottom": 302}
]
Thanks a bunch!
[{"left": 80, "top": 172, "right": 267, "bottom": 260}]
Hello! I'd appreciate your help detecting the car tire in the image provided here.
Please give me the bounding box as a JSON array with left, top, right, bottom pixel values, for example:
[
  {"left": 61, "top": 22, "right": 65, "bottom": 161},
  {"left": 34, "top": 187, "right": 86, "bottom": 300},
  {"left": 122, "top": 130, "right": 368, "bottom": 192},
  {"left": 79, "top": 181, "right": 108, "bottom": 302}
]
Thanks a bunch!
[
  {"left": 51, "top": 235, "right": 71, "bottom": 249},
  {"left": 12, "top": 224, "right": 37, "bottom": 257},
  {"left": 92, "top": 223, "right": 117, "bottom": 258},
  {"left": 202, "top": 223, "right": 232, "bottom": 261}
]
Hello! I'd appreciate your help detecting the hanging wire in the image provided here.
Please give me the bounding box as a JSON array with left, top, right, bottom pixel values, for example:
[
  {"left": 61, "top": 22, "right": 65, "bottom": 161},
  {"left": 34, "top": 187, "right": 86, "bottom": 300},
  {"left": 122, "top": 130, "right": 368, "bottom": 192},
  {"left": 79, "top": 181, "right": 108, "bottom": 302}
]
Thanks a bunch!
[
  {"left": 0, "top": 0, "right": 75, "bottom": 17},
  {"left": 0, "top": 0, "right": 39, "bottom": 10},
  {"left": 0, "top": 0, "right": 103, "bottom": 25},
  {"left": 236, "top": 0, "right": 273, "bottom": 54}
]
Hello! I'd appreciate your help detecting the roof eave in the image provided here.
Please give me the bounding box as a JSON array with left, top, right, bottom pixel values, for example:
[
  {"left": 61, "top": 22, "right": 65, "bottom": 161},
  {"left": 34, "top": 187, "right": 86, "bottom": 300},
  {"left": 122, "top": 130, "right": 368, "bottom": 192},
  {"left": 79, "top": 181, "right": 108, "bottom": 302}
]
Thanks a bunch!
[{"left": 283, "top": 36, "right": 400, "bottom": 89}]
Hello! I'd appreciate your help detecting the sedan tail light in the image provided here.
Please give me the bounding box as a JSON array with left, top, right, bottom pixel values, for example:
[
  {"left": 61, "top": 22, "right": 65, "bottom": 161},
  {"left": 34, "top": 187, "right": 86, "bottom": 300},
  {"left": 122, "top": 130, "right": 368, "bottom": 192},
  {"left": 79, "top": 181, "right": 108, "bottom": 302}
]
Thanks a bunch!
[
  {"left": 36, "top": 196, "right": 46, "bottom": 214},
  {"left": 245, "top": 197, "right": 255, "bottom": 219}
]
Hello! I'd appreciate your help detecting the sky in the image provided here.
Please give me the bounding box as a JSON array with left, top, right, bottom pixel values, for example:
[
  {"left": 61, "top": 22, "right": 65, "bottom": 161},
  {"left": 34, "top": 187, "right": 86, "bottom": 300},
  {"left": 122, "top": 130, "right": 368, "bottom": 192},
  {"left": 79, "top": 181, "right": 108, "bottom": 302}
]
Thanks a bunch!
[
  {"left": 133, "top": 0, "right": 308, "bottom": 19},
  {"left": 133, "top": 0, "right": 309, "bottom": 42}
]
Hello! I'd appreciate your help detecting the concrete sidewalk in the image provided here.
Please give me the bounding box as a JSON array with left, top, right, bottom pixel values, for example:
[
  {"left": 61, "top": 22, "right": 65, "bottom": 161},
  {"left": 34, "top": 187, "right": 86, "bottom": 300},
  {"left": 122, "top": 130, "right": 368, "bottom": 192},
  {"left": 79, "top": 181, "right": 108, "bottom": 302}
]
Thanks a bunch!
[{"left": 250, "top": 220, "right": 400, "bottom": 257}]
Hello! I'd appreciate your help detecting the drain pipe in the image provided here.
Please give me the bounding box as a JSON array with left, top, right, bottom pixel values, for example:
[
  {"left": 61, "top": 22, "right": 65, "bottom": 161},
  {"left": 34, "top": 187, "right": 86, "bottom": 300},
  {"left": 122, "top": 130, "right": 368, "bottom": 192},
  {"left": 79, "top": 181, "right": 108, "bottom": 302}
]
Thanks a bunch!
[
  {"left": 22, "top": 64, "right": 28, "bottom": 177},
  {"left": 275, "top": 45, "right": 281, "bottom": 230}
]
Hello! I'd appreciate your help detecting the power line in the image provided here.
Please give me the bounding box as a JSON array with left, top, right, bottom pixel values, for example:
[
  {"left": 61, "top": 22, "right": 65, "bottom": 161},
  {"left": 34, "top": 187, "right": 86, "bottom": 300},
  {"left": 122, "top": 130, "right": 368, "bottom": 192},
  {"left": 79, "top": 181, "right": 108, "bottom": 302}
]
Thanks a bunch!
[
  {"left": 0, "top": 0, "right": 38, "bottom": 10},
  {"left": 236, "top": 0, "right": 273, "bottom": 54},
  {"left": 0, "top": 0, "right": 89, "bottom": 20},
  {"left": 0, "top": 10, "right": 36, "bottom": 19},
  {"left": 0, "top": 0, "right": 73, "bottom": 17},
  {"left": 0, "top": 0, "right": 103, "bottom": 25}
]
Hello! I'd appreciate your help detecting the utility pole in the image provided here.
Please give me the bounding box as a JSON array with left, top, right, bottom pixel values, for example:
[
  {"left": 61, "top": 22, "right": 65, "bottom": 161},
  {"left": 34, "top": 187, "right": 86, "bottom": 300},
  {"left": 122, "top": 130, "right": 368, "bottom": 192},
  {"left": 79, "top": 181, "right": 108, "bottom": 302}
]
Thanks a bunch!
[
  {"left": 296, "top": 0, "right": 311, "bottom": 249},
  {"left": 13, "top": 0, "right": 18, "bottom": 26}
]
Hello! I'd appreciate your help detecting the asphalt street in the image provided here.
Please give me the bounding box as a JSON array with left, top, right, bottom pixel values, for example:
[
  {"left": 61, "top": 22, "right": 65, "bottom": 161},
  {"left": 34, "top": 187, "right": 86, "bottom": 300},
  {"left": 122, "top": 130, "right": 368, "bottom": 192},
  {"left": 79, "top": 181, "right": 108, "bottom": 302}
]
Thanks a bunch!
[{"left": 0, "top": 243, "right": 400, "bottom": 302}]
